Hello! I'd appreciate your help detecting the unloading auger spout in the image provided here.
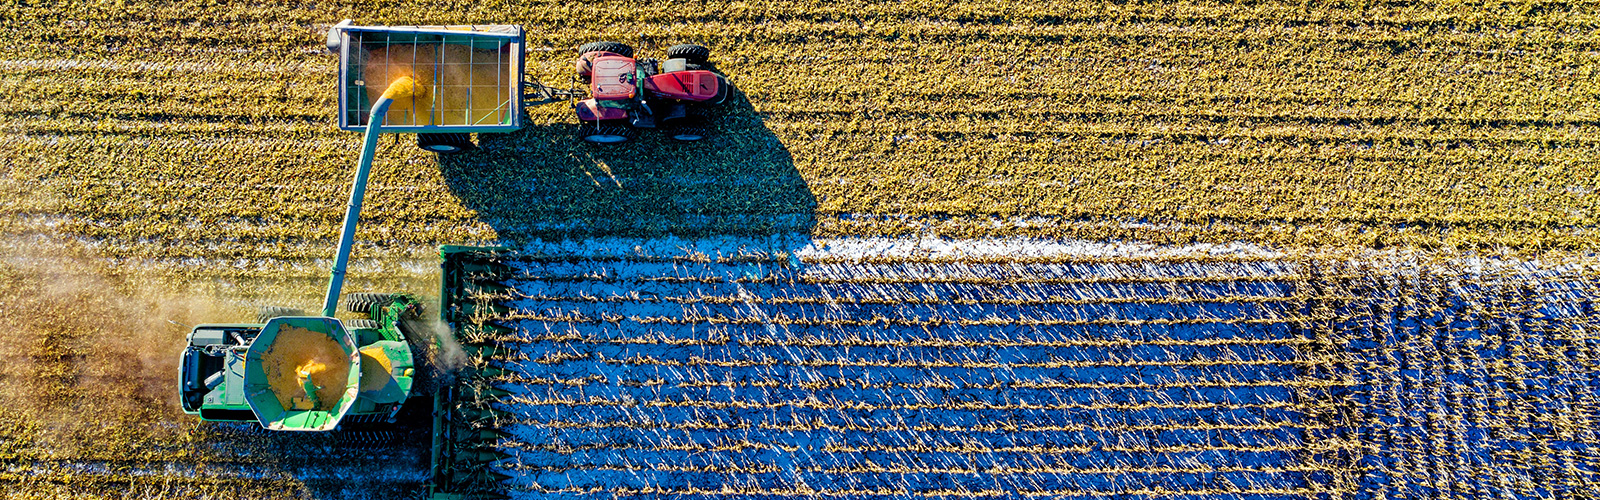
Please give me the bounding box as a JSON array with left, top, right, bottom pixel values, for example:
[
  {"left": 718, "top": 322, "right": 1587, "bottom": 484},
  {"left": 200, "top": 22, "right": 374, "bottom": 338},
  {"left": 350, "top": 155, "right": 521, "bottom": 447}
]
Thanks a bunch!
[{"left": 322, "top": 76, "right": 420, "bottom": 317}]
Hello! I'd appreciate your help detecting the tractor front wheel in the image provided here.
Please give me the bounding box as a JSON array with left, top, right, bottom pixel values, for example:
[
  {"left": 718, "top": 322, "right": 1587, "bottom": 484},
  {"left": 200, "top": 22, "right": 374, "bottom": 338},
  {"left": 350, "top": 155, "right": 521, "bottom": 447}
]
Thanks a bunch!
[
  {"left": 666, "top": 44, "right": 711, "bottom": 65},
  {"left": 579, "top": 120, "right": 634, "bottom": 144},
  {"left": 417, "top": 133, "right": 474, "bottom": 154}
]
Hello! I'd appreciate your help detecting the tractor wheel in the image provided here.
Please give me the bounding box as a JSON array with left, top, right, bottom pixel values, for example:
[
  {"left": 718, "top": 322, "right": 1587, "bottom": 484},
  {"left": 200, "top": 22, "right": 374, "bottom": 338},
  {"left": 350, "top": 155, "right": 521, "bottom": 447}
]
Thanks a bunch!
[
  {"left": 417, "top": 133, "right": 474, "bottom": 154},
  {"left": 666, "top": 118, "right": 709, "bottom": 142},
  {"left": 577, "top": 41, "right": 634, "bottom": 58},
  {"left": 666, "top": 44, "right": 711, "bottom": 64},
  {"left": 578, "top": 120, "right": 634, "bottom": 144},
  {"left": 344, "top": 292, "right": 397, "bottom": 316},
  {"left": 256, "top": 306, "right": 305, "bottom": 323},
  {"left": 344, "top": 318, "right": 380, "bottom": 331}
]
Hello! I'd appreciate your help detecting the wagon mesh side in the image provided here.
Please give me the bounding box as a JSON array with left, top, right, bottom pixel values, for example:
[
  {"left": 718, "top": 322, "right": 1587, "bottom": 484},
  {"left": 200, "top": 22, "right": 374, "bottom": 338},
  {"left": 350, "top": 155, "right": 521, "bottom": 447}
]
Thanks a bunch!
[{"left": 336, "top": 25, "right": 523, "bottom": 133}]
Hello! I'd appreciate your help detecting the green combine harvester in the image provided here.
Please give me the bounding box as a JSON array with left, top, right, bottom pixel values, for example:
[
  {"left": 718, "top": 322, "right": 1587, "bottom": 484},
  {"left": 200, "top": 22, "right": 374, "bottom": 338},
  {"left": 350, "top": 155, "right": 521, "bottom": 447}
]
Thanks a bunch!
[
  {"left": 177, "top": 22, "right": 524, "bottom": 499},
  {"left": 176, "top": 293, "right": 421, "bottom": 430}
]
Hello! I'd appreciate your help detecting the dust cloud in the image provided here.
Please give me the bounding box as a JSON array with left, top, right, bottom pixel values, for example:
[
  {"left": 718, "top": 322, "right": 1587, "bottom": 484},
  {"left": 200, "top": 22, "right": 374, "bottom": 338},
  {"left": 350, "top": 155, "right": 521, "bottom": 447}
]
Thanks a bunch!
[
  {"left": 400, "top": 314, "right": 466, "bottom": 390},
  {"left": 0, "top": 235, "right": 232, "bottom": 450}
]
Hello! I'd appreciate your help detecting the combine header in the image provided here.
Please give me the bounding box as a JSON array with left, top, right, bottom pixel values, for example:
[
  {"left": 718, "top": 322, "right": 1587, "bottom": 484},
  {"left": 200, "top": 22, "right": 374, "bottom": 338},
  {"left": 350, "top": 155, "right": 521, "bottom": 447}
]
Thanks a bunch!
[{"left": 428, "top": 246, "right": 519, "bottom": 498}]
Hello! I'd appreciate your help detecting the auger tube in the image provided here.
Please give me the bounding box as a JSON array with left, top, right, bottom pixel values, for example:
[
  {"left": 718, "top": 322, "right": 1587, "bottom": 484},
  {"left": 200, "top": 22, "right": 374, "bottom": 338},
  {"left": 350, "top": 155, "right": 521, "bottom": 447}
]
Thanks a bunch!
[{"left": 323, "top": 77, "right": 418, "bottom": 317}]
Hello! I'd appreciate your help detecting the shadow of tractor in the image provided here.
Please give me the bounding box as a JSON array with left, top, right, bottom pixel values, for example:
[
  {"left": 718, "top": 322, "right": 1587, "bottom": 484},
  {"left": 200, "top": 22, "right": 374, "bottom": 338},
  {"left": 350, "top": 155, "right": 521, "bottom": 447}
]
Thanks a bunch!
[{"left": 437, "top": 87, "right": 817, "bottom": 243}]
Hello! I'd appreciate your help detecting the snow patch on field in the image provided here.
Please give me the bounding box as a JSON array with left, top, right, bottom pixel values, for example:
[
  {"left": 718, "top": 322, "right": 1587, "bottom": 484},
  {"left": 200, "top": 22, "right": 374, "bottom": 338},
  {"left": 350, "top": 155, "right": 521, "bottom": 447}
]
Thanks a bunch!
[{"left": 512, "top": 234, "right": 1284, "bottom": 260}]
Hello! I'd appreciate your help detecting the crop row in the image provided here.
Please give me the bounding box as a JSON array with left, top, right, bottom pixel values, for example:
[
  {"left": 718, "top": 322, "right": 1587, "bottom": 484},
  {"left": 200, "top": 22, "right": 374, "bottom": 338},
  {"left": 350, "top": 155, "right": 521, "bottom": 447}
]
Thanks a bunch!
[
  {"left": 502, "top": 486, "right": 1351, "bottom": 497},
  {"left": 511, "top": 418, "right": 1330, "bottom": 433}
]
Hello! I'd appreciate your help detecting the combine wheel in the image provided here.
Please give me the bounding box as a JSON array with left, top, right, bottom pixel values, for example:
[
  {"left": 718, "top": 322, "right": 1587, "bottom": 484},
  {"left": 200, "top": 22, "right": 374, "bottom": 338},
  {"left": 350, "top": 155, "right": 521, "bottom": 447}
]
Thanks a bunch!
[
  {"left": 578, "top": 120, "right": 634, "bottom": 144},
  {"left": 257, "top": 306, "right": 305, "bottom": 323},
  {"left": 577, "top": 41, "right": 634, "bottom": 58},
  {"left": 344, "top": 318, "right": 380, "bottom": 330},
  {"left": 666, "top": 43, "right": 711, "bottom": 64},
  {"left": 344, "top": 292, "right": 397, "bottom": 316},
  {"left": 417, "top": 133, "right": 474, "bottom": 154}
]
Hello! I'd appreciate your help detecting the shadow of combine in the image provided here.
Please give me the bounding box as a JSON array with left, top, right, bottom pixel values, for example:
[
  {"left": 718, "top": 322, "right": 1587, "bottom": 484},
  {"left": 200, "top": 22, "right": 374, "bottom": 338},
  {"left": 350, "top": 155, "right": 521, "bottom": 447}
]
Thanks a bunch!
[{"left": 438, "top": 87, "right": 817, "bottom": 243}]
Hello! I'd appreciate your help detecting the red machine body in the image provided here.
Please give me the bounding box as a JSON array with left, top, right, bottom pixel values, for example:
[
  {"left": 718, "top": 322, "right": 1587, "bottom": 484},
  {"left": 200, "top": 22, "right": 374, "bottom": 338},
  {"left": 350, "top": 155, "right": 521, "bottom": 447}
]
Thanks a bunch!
[
  {"left": 588, "top": 55, "right": 636, "bottom": 101},
  {"left": 574, "top": 99, "right": 627, "bottom": 121},
  {"left": 569, "top": 42, "right": 732, "bottom": 144},
  {"left": 643, "top": 71, "right": 722, "bottom": 102}
]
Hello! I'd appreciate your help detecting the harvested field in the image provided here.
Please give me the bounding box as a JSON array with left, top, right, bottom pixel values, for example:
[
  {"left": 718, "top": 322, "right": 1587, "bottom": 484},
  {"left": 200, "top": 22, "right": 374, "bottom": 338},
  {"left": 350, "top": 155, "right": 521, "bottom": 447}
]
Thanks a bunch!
[
  {"left": 2, "top": 0, "right": 1600, "bottom": 499},
  {"left": 442, "top": 238, "right": 1599, "bottom": 499}
]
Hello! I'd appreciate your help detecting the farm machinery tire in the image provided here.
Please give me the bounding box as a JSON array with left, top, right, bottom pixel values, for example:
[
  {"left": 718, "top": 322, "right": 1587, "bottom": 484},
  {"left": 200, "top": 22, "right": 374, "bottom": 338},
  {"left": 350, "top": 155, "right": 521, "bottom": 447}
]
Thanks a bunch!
[
  {"left": 579, "top": 120, "right": 634, "bottom": 144},
  {"left": 577, "top": 41, "right": 634, "bottom": 58},
  {"left": 345, "top": 292, "right": 398, "bottom": 316},
  {"left": 257, "top": 306, "right": 305, "bottom": 323},
  {"left": 666, "top": 43, "right": 711, "bottom": 64},
  {"left": 344, "top": 318, "right": 380, "bottom": 330},
  {"left": 417, "top": 133, "right": 474, "bottom": 154},
  {"left": 666, "top": 118, "right": 709, "bottom": 142}
]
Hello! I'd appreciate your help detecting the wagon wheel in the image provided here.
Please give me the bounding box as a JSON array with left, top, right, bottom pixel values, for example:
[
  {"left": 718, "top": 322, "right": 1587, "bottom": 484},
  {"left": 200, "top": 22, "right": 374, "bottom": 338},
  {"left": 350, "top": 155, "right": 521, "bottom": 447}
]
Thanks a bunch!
[{"left": 417, "top": 133, "right": 474, "bottom": 154}]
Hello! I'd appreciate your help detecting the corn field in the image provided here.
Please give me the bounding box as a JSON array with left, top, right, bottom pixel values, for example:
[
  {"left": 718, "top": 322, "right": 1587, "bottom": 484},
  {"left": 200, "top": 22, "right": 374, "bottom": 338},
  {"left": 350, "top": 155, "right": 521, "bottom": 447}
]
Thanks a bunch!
[{"left": 2, "top": 0, "right": 1599, "bottom": 498}]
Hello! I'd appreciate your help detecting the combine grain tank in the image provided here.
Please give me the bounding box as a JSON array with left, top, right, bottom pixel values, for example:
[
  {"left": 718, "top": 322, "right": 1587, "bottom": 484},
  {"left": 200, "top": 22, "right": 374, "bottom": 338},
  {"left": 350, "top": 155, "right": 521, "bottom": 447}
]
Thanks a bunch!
[{"left": 241, "top": 317, "right": 362, "bottom": 431}]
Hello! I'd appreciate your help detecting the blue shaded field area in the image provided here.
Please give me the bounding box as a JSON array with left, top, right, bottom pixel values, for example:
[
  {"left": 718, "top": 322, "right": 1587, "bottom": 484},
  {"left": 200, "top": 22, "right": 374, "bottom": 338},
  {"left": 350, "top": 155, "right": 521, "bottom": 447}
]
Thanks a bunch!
[
  {"left": 1334, "top": 269, "right": 1600, "bottom": 499},
  {"left": 478, "top": 249, "right": 1599, "bottom": 499}
]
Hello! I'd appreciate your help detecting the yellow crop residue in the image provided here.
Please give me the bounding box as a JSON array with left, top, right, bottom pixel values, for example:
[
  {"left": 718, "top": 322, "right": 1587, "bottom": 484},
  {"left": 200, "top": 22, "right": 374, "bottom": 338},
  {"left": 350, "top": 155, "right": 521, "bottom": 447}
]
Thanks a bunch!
[{"left": 263, "top": 326, "right": 350, "bottom": 411}]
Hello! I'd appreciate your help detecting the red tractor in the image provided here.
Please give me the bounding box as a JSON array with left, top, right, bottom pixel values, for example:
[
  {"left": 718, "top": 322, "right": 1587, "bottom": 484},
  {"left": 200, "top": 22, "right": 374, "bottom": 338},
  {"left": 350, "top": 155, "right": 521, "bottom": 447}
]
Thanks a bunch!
[{"left": 571, "top": 41, "right": 732, "bottom": 144}]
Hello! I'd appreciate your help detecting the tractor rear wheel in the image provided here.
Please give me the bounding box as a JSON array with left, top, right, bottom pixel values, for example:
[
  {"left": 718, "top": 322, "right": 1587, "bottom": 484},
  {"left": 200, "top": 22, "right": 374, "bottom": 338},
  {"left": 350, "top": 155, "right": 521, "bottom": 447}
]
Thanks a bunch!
[
  {"left": 666, "top": 44, "right": 711, "bottom": 64},
  {"left": 578, "top": 120, "right": 634, "bottom": 144},
  {"left": 256, "top": 306, "right": 305, "bottom": 323},
  {"left": 345, "top": 293, "right": 397, "bottom": 317},
  {"left": 577, "top": 41, "right": 634, "bottom": 58},
  {"left": 417, "top": 133, "right": 474, "bottom": 154},
  {"left": 344, "top": 318, "right": 380, "bottom": 331}
]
